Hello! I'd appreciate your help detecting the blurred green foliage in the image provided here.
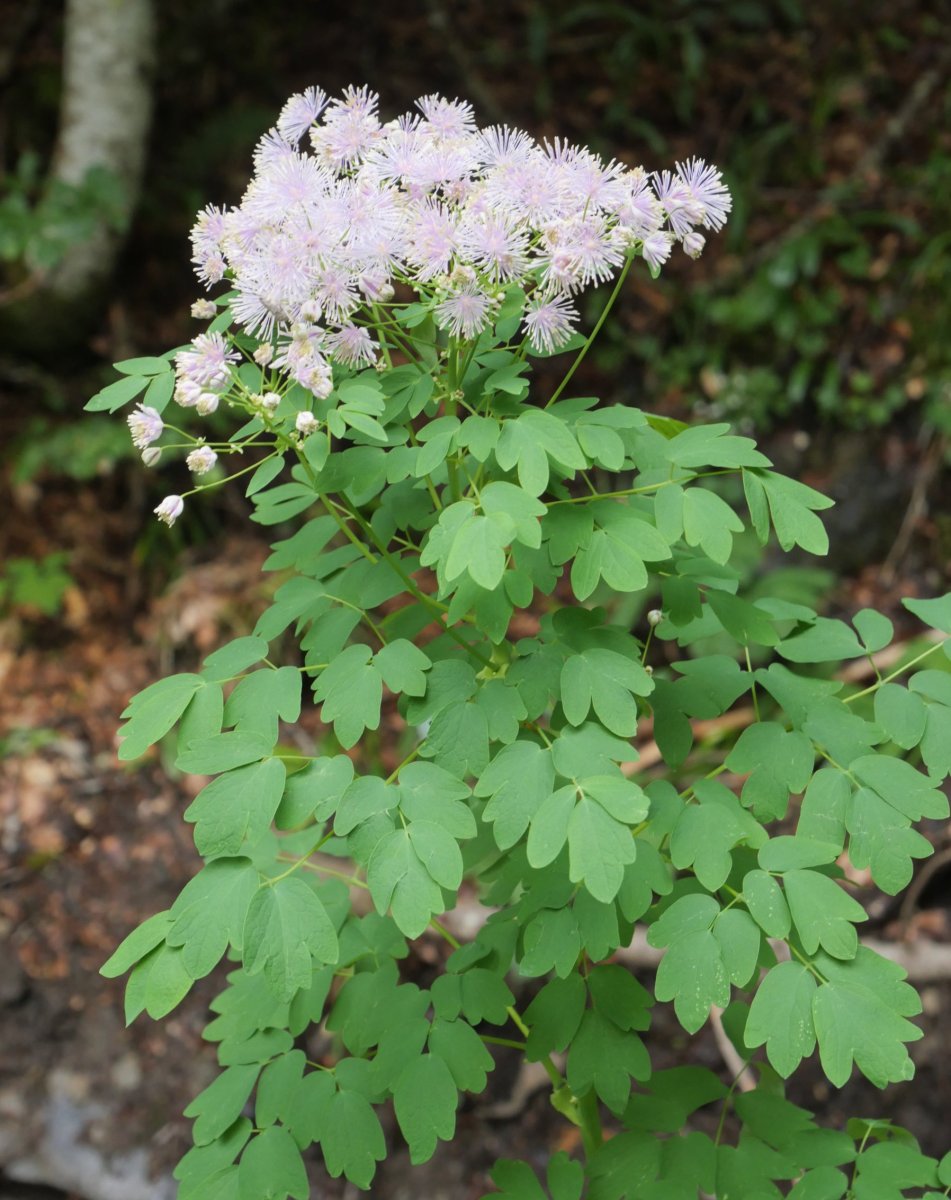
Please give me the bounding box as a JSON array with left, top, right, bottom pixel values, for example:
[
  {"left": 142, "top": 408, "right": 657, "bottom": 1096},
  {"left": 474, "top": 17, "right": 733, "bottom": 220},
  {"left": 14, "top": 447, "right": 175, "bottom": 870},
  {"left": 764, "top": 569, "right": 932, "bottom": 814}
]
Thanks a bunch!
[
  {"left": 0, "top": 551, "right": 72, "bottom": 618},
  {"left": 0, "top": 153, "right": 128, "bottom": 274},
  {"left": 508, "top": 1, "right": 951, "bottom": 434}
]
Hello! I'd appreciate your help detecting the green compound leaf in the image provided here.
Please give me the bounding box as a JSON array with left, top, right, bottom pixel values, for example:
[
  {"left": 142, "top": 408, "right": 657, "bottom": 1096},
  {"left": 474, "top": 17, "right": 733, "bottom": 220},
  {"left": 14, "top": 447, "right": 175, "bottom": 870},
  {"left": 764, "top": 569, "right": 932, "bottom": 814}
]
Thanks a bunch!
[
  {"left": 243, "top": 878, "right": 339, "bottom": 1001},
  {"left": 167, "top": 857, "right": 258, "bottom": 977},
  {"left": 567, "top": 778, "right": 644, "bottom": 902},
  {"left": 238, "top": 1126, "right": 308, "bottom": 1200},
  {"left": 398, "top": 762, "right": 475, "bottom": 837},
  {"left": 184, "top": 758, "right": 287, "bottom": 858},
  {"left": 559, "top": 648, "right": 652, "bottom": 737},
  {"left": 778, "top": 618, "right": 866, "bottom": 664},
  {"left": 749, "top": 469, "right": 833, "bottom": 555},
  {"left": 782, "top": 868, "right": 866, "bottom": 960},
  {"left": 476, "top": 740, "right": 554, "bottom": 850},
  {"left": 319, "top": 1088, "right": 387, "bottom": 1188},
  {"left": 185, "top": 1065, "right": 261, "bottom": 1147},
  {"left": 84, "top": 373, "right": 149, "bottom": 412},
  {"left": 670, "top": 789, "right": 761, "bottom": 891},
  {"left": 570, "top": 502, "right": 671, "bottom": 601},
  {"left": 650, "top": 894, "right": 729, "bottom": 1033},
  {"left": 725, "top": 722, "right": 814, "bottom": 819},
  {"left": 393, "top": 1053, "right": 458, "bottom": 1164},
  {"left": 223, "top": 666, "right": 302, "bottom": 741},
  {"left": 255, "top": 1050, "right": 306, "bottom": 1129},
  {"left": 566, "top": 1009, "right": 651, "bottom": 1115},
  {"left": 117, "top": 673, "right": 204, "bottom": 760},
  {"left": 742, "top": 869, "right": 792, "bottom": 939},
  {"left": 682, "top": 486, "right": 744, "bottom": 564},
  {"left": 851, "top": 754, "right": 949, "bottom": 821},
  {"left": 873, "top": 683, "right": 928, "bottom": 751},
  {"left": 177, "top": 730, "right": 275, "bottom": 775},
  {"left": 373, "top": 638, "right": 432, "bottom": 696},
  {"left": 846, "top": 787, "right": 934, "bottom": 896},
  {"left": 903, "top": 592, "right": 951, "bottom": 633},
  {"left": 745, "top": 961, "right": 818, "bottom": 1077},
  {"left": 757, "top": 837, "right": 841, "bottom": 872},
  {"left": 523, "top": 975, "right": 587, "bottom": 1061},
  {"left": 124, "top": 941, "right": 193, "bottom": 1022},
  {"left": 496, "top": 408, "right": 586, "bottom": 495},
  {"left": 445, "top": 508, "right": 512, "bottom": 590},
  {"left": 482, "top": 1159, "right": 549, "bottom": 1200},
  {"left": 276, "top": 754, "right": 354, "bottom": 829},
  {"left": 429, "top": 1017, "right": 494, "bottom": 1092},
  {"left": 174, "top": 1118, "right": 252, "bottom": 1196},
  {"left": 201, "top": 636, "right": 270, "bottom": 681},
  {"left": 367, "top": 827, "right": 449, "bottom": 937},
  {"left": 313, "top": 643, "right": 382, "bottom": 748},
  {"left": 100, "top": 910, "right": 172, "bottom": 979},
  {"left": 431, "top": 967, "right": 514, "bottom": 1026},
  {"left": 812, "top": 948, "right": 923, "bottom": 1087}
]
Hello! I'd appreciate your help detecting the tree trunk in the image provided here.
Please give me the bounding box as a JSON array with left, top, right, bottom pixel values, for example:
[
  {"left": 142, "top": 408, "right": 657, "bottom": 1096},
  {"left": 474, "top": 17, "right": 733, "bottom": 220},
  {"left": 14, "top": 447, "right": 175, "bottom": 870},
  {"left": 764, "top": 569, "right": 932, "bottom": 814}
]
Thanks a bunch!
[{"left": 4, "top": 0, "right": 155, "bottom": 354}]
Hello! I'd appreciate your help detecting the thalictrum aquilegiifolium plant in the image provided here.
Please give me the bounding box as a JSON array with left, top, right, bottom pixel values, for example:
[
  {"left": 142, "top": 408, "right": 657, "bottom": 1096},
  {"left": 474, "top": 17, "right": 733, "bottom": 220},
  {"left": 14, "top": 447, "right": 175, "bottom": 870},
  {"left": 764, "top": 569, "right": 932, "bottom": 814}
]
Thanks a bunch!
[{"left": 89, "top": 86, "right": 951, "bottom": 1198}]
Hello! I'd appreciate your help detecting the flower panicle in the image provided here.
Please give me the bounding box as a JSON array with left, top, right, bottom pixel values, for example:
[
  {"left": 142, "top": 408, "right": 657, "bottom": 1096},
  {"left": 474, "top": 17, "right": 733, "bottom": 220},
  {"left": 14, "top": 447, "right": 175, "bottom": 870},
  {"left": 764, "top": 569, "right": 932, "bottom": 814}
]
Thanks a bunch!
[{"left": 152, "top": 86, "right": 731, "bottom": 523}]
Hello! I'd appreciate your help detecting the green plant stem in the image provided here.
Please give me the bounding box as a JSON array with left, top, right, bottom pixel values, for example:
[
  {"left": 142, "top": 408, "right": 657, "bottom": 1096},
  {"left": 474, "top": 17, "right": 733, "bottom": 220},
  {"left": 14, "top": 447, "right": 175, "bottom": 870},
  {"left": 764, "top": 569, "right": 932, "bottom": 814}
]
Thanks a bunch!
[
  {"left": 335, "top": 495, "right": 494, "bottom": 669},
  {"left": 480, "top": 1034, "right": 527, "bottom": 1051},
  {"left": 546, "top": 469, "right": 735, "bottom": 505},
  {"left": 545, "top": 254, "right": 634, "bottom": 409},
  {"left": 844, "top": 638, "right": 946, "bottom": 704},
  {"left": 744, "top": 646, "right": 761, "bottom": 721},
  {"left": 445, "top": 342, "right": 462, "bottom": 501},
  {"left": 577, "top": 1088, "right": 604, "bottom": 1159},
  {"left": 267, "top": 830, "right": 334, "bottom": 885}
]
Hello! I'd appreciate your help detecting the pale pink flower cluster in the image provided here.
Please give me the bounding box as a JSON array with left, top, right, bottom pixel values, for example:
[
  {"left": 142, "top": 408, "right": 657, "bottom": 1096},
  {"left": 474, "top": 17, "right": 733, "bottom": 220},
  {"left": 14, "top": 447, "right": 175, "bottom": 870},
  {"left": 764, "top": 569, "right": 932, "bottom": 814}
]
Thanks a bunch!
[{"left": 188, "top": 86, "right": 731, "bottom": 385}]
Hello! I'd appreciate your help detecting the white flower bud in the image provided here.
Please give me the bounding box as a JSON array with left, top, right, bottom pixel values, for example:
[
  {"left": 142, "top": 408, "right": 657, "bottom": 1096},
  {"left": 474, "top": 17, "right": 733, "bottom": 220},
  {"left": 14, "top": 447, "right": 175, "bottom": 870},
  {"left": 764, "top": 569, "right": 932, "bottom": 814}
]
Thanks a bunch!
[
  {"left": 260, "top": 391, "right": 281, "bottom": 414},
  {"left": 196, "top": 391, "right": 220, "bottom": 416},
  {"left": 682, "top": 230, "right": 706, "bottom": 259},
  {"left": 299, "top": 299, "right": 321, "bottom": 323},
  {"left": 186, "top": 445, "right": 217, "bottom": 475},
  {"left": 253, "top": 343, "right": 275, "bottom": 366},
  {"left": 190, "top": 298, "right": 217, "bottom": 320},
  {"left": 141, "top": 447, "right": 162, "bottom": 467},
  {"left": 295, "top": 411, "right": 319, "bottom": 437},
  {"left": 647, "top": 609, "right": 664, "bottom": 628},
  {"left": 154, "top": 495, "right": 184, "bottom": 526}
]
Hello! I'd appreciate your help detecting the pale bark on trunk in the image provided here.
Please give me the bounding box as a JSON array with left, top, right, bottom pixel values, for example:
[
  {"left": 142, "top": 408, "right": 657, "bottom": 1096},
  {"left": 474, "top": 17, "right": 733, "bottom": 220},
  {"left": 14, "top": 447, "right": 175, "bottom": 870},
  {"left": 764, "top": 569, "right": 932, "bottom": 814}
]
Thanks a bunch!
[
  {"left": 45, "top": 0, "right": 156, "bottom": 300},
  {"left": 2, "top": 0, "right": 156, "bottom": 353}
]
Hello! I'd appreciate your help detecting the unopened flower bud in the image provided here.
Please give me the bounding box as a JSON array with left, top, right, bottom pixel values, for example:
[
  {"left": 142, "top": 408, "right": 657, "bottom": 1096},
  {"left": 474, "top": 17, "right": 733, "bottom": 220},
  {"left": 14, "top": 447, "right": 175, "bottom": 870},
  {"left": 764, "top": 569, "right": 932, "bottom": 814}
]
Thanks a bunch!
[
  {"left": 295, "top": 411, "right": 319, "bottom": 437},
  {"left": 186, "top": 445, "right": 217, "bottom": 475},
  {"left": 299, "top": 300, "right": 321, "bottom": 323},
  {"left": 647, "top": 609, "right": 664, "bottom": 628},
  {"left": 253, "top": 343, "right": 274, "bottom": 366},
  {"left": 154, "top": 494, "right": 184, "bottom": 526},
  {"left": 141, "top": 447, "right": 162, "bottom": 467},
  {"left": 682, "top": 230, "right": 706, "bottom": 259},
  {"left": 196, "top": 391, "right": 220, "bottom": 416},
  {"left": 644, "top": 664, "right": 654, "bottom": 676},
  {"left": 260, "top": 391, "right": 281, "bottom": 414},
  {"left": 190, "top": 298, "right": 217, "bottom": 320}
]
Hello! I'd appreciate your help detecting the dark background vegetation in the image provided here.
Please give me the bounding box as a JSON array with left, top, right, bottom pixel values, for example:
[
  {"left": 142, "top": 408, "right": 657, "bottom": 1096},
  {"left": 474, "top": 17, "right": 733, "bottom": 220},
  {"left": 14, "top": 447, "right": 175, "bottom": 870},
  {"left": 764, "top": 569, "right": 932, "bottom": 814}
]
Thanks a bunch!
[{"left": 1, "top": 2, "right": 949, "bottom": 1196}]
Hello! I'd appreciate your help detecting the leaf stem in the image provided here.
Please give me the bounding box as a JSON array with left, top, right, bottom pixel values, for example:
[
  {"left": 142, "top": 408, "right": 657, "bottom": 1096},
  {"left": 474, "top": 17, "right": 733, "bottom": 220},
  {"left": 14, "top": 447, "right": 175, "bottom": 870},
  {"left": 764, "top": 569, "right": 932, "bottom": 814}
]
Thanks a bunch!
[
  {"left": 843, "top": 638, "right": 946, "bottom": 704},
  {"left": 545, "top": 254, "right": 634, "bottom": 409}
]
